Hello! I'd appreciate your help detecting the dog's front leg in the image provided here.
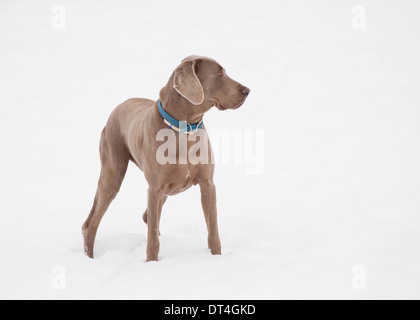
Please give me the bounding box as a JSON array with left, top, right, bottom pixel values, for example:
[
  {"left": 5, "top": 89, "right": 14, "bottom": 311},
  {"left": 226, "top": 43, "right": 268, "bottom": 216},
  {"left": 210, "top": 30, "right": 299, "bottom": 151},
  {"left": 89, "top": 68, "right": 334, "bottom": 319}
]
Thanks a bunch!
[
  {"left": 146, "top": 187, "right": 164, "bottom": 262},
  {"left": 200, "top": 181, "right": 222, "bottom": 255}
]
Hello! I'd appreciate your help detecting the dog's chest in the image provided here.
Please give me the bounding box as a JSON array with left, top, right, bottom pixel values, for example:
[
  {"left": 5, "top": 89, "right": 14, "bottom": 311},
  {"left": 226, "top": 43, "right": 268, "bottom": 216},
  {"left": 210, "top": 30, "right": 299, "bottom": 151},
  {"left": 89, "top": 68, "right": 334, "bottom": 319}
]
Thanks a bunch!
[{"left": 164, "top": 165, "right": 199, "bottom": 196}]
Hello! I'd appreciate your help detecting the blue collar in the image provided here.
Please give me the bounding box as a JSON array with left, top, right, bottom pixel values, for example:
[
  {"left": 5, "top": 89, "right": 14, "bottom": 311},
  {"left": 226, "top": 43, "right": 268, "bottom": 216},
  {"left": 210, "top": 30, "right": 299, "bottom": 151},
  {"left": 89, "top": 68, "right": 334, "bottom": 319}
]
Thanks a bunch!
[{"left": 158, "top": 100, "right": 204, "bottom": 134}]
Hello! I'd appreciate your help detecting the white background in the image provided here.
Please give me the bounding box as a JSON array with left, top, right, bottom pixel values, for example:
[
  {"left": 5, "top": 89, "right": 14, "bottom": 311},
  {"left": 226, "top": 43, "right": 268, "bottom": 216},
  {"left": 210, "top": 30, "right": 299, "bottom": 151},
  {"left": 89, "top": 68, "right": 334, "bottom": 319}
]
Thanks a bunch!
[{"left": 1, "top": 0, "right": 419, "bottom": 299}]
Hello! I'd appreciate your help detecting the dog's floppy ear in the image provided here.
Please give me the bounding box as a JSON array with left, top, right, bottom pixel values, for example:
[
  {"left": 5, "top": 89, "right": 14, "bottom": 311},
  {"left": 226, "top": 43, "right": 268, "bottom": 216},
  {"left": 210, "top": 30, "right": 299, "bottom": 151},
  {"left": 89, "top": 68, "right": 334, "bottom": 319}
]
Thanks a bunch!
[{"left": 173, "top": 58, "right": 204, "bottom": 105}]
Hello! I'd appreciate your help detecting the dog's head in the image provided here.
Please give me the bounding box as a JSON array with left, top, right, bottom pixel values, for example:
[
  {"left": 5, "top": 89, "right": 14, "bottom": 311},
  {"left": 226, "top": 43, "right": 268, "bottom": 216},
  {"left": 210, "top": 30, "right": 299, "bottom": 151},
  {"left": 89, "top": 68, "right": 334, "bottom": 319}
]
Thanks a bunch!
[{"left": 172, "top": 55, "right": 250, "bottom": 110}]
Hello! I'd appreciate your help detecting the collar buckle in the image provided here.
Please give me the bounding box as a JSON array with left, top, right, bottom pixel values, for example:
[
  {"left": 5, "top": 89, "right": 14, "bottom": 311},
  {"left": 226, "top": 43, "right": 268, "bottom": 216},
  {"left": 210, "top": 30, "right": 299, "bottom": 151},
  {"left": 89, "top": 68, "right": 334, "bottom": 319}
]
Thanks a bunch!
[{"left": 159, "top": 100, "right": 204, "bottom": 134}]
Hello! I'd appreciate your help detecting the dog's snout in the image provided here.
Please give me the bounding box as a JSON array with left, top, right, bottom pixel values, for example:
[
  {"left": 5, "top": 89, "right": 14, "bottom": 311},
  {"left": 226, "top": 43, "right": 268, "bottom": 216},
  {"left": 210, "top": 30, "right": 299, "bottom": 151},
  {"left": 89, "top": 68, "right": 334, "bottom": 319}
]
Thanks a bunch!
[{"left": 241, "top": 86, "right": 250, "bottom": 97}]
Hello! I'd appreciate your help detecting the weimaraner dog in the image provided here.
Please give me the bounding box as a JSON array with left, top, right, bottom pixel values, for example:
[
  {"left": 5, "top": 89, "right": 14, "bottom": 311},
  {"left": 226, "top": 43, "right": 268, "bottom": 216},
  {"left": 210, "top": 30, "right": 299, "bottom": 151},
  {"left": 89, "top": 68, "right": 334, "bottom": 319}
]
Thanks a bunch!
[{"left": 82, "top": 55, "right": 250, "bottom": 261}]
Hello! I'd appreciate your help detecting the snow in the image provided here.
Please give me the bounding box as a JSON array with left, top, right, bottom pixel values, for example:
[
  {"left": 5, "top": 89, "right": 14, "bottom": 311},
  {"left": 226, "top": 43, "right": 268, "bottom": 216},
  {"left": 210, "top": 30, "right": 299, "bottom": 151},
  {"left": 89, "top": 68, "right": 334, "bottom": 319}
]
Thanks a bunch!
[{"left": 1, "top": 0, "right": 420, "bottom": 299}]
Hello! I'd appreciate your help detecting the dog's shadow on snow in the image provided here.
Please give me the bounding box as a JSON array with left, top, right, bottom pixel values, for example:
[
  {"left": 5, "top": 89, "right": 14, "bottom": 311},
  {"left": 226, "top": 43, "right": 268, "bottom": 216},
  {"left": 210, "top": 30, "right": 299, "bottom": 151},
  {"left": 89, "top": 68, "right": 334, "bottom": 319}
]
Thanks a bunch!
[{"left": 93, "top": 233, "right": 146, "bottom": 258}]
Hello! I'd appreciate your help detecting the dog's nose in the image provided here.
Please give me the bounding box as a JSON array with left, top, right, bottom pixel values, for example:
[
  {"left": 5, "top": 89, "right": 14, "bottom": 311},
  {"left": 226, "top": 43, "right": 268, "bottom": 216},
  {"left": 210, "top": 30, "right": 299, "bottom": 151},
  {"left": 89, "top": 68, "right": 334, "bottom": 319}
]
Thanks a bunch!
[{"left": 241, "top": 86, "right": 250, "bottom": 97}]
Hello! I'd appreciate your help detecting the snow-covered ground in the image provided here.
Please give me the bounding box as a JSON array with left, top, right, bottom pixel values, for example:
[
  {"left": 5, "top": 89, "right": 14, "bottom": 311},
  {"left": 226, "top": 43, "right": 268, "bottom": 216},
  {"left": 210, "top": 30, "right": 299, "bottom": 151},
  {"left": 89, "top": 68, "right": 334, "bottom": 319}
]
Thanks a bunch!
[{"left": 1, "top": 0, "right": 420, "bottom": 299}]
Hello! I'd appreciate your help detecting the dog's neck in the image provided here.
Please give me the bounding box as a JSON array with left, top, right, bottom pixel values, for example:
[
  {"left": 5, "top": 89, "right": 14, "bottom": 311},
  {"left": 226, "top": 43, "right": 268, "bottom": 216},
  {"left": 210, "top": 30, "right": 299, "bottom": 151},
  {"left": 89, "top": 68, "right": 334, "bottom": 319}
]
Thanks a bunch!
[{"left": 159, "top": 73, "right": 213, "bottom": 124}]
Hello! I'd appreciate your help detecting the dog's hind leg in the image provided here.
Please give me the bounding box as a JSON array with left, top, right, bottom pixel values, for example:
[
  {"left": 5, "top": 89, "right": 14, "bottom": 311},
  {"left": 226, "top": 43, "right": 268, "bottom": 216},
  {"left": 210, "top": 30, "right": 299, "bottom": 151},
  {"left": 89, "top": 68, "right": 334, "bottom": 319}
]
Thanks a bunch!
[{"left": 82, "top": 127, "right": 129, "bottom": 258}]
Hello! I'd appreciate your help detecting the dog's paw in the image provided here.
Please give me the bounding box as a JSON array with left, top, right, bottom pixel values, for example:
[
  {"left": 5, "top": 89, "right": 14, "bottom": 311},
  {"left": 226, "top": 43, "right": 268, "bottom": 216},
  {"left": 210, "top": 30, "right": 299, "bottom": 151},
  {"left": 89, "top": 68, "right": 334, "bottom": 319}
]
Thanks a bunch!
[
  {"left": 146, "top": 256, "right": 159, "bottom": 262},
  {"left": 84, "top": 245, "right": 94, "bottom": 259},
  {"left": 208, "top": 237, "right": 222, "bottom": 255}
]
